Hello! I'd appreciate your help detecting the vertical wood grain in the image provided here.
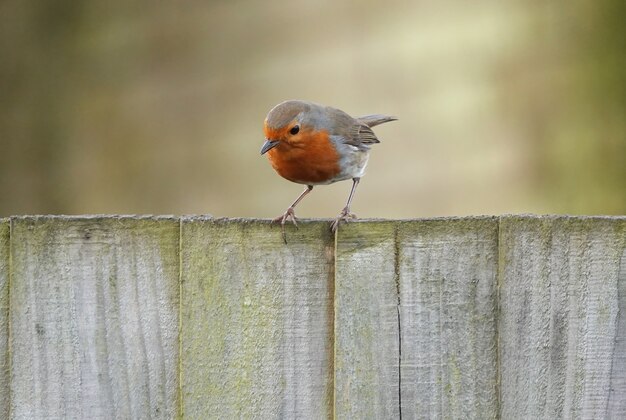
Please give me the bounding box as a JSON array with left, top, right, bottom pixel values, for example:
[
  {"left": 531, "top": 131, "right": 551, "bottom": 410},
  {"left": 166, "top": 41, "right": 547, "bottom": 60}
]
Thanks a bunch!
[
  {"left": 334, "top": 219, "right": 498, "bottom": 419},
  {"left": 9, "top": 216, "right": 180, "bottom": 419},
  {"left": 334, "top": 222, "right": 400, "bottom": 419},
  {"left": 608, "top": 246, "right": 626, "bottom": 416},
  {"left": 0, "top": 220, "right": 9, "bottom": 419},
  {"left": 398, "top": 218, "right": 499, "bottom": 419},
  {"left": 499, "top": 216, "right": 626, "bottom": 419},
  {"left": 2, "top": 215, "right": 625, "bottom": 418},
  {"left": 180, "top": 218, "right": 334, "bottom": 419}
]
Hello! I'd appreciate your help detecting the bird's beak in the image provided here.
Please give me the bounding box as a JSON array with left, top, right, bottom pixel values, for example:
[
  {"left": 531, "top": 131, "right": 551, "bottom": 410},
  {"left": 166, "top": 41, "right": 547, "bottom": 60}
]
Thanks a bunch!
[{"left": 260, "top": 139, "right": 280, "bottom": 155}]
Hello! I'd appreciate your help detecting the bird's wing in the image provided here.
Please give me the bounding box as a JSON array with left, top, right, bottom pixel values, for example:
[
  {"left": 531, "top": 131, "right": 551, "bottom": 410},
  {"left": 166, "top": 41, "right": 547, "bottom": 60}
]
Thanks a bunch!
[
  {"left": 344, "top": 115, "right": 397, "bottom": 147},
  {"left": 325, "top": 107, "right": 396, "bottom": 148},
  {"left": 353, "top": 123, "right": 381, "bottom": 145}
]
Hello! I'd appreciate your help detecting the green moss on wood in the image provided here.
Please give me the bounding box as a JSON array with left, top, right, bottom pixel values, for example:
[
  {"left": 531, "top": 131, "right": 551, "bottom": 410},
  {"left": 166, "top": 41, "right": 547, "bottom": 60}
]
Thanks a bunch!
[{"left": 180, "top": 218, "right": 334, "bottom": 418}]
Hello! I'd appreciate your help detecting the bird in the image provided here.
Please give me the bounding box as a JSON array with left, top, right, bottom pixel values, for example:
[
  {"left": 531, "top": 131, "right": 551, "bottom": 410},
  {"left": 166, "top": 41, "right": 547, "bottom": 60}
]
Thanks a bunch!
[{"left": 260, "top": 100, "right": 396, "bottom": 242}]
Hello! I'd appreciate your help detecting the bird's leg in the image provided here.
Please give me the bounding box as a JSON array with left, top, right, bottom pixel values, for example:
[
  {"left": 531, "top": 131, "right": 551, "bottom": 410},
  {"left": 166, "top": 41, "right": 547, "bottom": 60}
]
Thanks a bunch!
[
  {"left": 331, "top": 177, "right": 360, "bottom": 232},
  {"left": 273, "top": 185, "right": 313, "bottom": 243}
]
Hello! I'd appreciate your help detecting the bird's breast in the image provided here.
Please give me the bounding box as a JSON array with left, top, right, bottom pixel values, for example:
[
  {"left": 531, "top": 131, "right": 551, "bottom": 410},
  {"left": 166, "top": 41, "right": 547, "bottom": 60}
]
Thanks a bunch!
[{"left": 266, "top": 131, "right": 343, "bottom": 185}]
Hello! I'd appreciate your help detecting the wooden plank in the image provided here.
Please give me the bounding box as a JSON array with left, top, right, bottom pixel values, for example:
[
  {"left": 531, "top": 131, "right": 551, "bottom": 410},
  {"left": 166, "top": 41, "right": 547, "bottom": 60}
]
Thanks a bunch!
[
  {"left": 9, "top": 216, "right": 180, "bottom": 419},
  {"left": 398, "top": 218, "right": 499, "bottom": 419},
  {"left": 180, "top": 218, "right": 334, "bottom": 419},
  {"left": 610, "top": 244, "right": 626, "bottom": 416},
  {"left": 499, "top": 216, "right": 626, "bottom": 419},
  {"left": 334, "top": 221, "right": 400, "bottom": 419},
  {"left": 0, "top": 219, "right": 9, "bottom": 419},
  {"left": 334, "top": 219, "right": 498, "bottom": 419}
]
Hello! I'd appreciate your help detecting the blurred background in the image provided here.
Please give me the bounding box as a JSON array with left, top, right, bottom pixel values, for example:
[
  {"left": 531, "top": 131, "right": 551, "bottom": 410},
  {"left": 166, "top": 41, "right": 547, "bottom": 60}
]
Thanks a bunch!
[{"left": 0, "top": 0, "right": 624, "bottom": 219}]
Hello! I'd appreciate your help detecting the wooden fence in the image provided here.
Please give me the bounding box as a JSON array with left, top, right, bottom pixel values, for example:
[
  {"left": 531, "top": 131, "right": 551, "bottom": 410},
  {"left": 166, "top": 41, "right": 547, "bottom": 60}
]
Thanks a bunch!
[{"left": 0, "top": 215, "right": 624, "bottom": 419}]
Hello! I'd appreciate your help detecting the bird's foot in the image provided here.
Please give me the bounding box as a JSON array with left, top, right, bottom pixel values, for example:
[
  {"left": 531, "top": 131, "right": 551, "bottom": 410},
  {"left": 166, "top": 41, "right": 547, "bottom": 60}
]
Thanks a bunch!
[
  {"left": 273, "top": 207, "right": 298, "bottom": 243},
  {"left": 331, "top": 207, "right": 357, "bottom": 233}
]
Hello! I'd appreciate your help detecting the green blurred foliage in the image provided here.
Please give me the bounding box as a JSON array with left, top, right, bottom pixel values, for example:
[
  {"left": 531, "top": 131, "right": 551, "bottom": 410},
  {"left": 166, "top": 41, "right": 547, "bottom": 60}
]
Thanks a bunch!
[{"left": 0, "top": 0, "right": 623, "bottom": 217}]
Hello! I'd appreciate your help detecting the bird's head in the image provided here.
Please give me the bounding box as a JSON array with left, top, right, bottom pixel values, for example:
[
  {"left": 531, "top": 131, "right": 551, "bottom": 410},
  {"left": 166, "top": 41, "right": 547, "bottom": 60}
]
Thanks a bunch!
[{"left": 260, "top": 100, "right": 315, "bottom": 154}]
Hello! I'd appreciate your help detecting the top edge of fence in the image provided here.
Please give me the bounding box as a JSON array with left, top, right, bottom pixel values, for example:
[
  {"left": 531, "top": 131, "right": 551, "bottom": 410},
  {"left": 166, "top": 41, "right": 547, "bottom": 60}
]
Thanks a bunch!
[
  {"left": 7, "top": 214, "right": 183, "bottom": 222},
  {"left": 2, "top": 214, "right": 625, "bottom": 224}
]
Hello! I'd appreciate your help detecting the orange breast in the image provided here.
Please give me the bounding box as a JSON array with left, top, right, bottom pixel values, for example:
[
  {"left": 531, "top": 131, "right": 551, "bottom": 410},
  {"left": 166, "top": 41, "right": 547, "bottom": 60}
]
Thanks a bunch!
[{"left": 266, "top": 130, "right": 341, "bottom": 184}]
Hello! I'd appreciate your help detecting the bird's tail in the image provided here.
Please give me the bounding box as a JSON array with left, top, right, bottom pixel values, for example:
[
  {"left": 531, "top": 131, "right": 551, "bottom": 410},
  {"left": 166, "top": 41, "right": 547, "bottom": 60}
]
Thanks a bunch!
[{"left": 357, "top": 114, "right": 398, "bottom": 128}]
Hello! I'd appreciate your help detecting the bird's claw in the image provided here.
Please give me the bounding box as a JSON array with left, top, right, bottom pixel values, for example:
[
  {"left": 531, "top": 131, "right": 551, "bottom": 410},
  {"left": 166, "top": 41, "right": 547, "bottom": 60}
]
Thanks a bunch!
[
  {"left": 331, "top": 207, "right": 357, "bottom": 233},
  {"left": 273, "top": 207, "right": 298, "bottom": 243}
]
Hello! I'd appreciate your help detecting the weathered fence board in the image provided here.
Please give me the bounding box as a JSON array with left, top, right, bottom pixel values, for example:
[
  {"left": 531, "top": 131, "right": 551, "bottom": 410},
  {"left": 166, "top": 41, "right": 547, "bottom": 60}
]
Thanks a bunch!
[
  {"left": 180, "top": 218, "right": 334, "bottom": 418},
  {"left": 334, "top": 218, "right": 499, "bottom": 419},
  {"left": 1, "top": 215, "right": 624, "bottom": 419},
  {"left": 0, "top": 219, "right": 8, "bottom": 420},
  {"left": 334, "top": 222, "right": 400, "bottom": 419},
  {"left": 9, "top": 216, "right": 180, "bottom": 419},
  {"left": 499, "top": 216, "right": 626, "bottom": 419},
  {"left": 398, "top": 218, "right": 499, "bottom": 419}
]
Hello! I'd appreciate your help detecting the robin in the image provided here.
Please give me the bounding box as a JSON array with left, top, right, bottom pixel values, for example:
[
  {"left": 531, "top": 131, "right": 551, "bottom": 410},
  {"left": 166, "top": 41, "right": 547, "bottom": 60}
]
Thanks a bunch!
[{"left": 260, "top": 100, "right": 396, "bottom": 242}]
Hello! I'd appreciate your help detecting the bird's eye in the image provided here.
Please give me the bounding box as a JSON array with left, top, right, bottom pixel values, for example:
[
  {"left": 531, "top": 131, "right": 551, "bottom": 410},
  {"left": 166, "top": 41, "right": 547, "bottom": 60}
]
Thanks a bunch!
[{"left": 290, "top": 125, "right": 300, "bottom": 135}]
